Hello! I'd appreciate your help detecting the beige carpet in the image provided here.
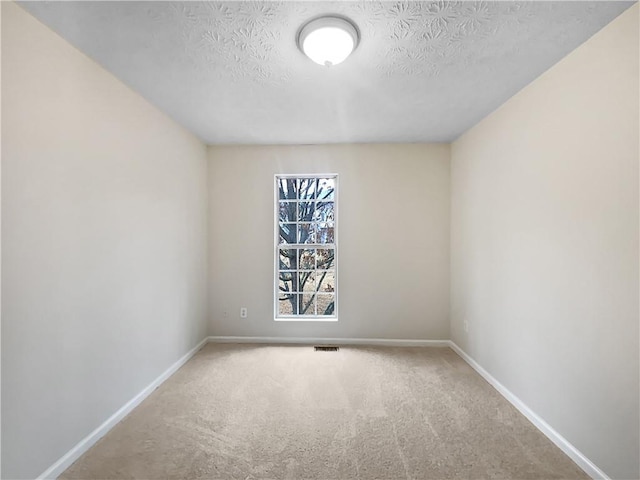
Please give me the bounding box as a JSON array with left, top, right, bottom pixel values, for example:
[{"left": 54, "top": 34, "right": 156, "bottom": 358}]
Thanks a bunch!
[{"left": 61, "top": 344, "right": 588, "bottom": 479}]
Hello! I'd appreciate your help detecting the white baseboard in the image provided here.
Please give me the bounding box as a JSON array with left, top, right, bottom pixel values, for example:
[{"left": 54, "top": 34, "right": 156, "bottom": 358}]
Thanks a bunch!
[
  {"left": 37, "top": 337, "right": 209, "bottom": 480},
  {"left": 207, "top": 335, "right": 450, "bottom": 347},
  {"left": 448, "top": 341, "right": 609, "bottom": 480}
]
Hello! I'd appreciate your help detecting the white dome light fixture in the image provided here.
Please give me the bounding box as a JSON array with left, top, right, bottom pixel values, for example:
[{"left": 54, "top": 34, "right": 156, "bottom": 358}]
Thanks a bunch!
[{"left": 298, "top": 16, "right": 360, "bottom": 67}]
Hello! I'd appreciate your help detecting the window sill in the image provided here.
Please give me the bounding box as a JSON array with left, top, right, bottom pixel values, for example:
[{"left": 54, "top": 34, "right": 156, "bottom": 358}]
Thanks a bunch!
[{"left": 274, "top": 317, "right": 338, "bottom": 322}]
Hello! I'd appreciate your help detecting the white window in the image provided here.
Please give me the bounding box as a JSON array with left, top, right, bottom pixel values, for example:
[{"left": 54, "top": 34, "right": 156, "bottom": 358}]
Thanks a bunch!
[{"left": 275, "top": 175, "right": 337, "bottom": 320}]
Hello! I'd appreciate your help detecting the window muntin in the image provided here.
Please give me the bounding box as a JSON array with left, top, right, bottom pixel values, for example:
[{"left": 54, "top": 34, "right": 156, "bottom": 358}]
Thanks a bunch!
[{"left": 275, "top": 175, "right": 337, "bottom": 320}]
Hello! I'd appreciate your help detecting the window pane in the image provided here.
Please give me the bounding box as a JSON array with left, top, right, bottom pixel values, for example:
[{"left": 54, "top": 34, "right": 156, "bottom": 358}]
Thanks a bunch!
[
  {"left": 298, "top": 178, "right": 317, "bottom": 200},
  {"left": 299, "top": 248, "right": 316, "bottom": 270},
  {"left": 302, "top": 224, "right": 332, "bottom": 244},
  {"left": 291, "top": 271, "right": 302, "bottom": 293},
  {"left": 297, "top": 200, "right": 314, "bottom": 222},
  {"left": 279, "top": 271, "right": 292, "bottom": 287},
  {"left": 279, "top": 272, "right": 296, "bottom": 296},
  {"left": 279, "top": 248, "right": 297, "bottom": 270},
  {"left": 278, "top": 178, "right": 298, "bottom": 200},
  {"left": 316, "top": 178, "right": 335, "bottom": 201},
  {"left": 301, "top": 271, "right": 316, "bottom": 293},
  {"left": 316, "top": 294, "right": 335, "bottom": 315},
  {"left": 278, "top": 294, "right": 298, "bottom": 315},
  {"left": 278, "top": 201, "right": 296, "bottom": 223},
  {"left": 279, "top": 223, "right": 297, "bottom": 244},
  {"left": 310, "top": 224, "right": 321, "bottom": 244},
  {"left": 316, "top": 270, "right": 336, "bottom": 293},
  {"left": 314, "top": 223, "right": 334, "bottom": 244},
  {"left": 298, "top": 223, "right": 314, "bottom": 244},
  {"left": 313, "top": 201, "right": 334, "bottom": 222},
  {"left": 316, "top": 248, "right": 335, "bottom": 269},
  {"left": 300, "top": 293, "right": 316, "bottom": 315}
]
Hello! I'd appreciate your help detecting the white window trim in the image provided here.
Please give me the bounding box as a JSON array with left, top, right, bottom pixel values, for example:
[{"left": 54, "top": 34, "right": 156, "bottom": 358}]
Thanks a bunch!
[{"left": 274, "top": 174, "right": 338, "bottom": 322}]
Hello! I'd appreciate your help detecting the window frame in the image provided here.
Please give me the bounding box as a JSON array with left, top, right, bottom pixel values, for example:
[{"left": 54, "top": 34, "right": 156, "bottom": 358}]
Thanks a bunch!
[{"left": 274, "top": 174, "right": 338, "bottom": 322}]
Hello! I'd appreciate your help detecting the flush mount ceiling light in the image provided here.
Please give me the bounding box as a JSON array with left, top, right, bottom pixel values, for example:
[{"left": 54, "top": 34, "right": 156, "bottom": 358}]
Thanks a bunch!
[{"left": 297, "top": 16, "right": 360, "bottom": 67}]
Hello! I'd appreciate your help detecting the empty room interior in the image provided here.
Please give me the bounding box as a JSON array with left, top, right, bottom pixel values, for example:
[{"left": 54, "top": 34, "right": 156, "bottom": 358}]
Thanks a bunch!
[{"left": 1, "top": 1, "right": 639, "bottom": 479}]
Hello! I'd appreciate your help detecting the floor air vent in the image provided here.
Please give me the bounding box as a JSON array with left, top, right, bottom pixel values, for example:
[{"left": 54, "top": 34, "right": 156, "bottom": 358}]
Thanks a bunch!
[{"left": 314, "top": 346, "right": 339, "bottom": 352}]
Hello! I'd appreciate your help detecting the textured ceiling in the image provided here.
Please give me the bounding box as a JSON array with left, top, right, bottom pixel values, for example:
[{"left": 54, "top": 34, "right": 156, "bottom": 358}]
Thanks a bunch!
[{"left": 19, "top": 1, "right": 635, "bottom": 145}]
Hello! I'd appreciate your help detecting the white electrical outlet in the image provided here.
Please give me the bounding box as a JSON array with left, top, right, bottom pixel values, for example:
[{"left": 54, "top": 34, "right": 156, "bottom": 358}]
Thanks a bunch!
[
  {"left": 463, "top": 320, "right": 469, "bottom": 333},
  {"left": 240, "top": 307, "right": 247, "bottom": 318}
]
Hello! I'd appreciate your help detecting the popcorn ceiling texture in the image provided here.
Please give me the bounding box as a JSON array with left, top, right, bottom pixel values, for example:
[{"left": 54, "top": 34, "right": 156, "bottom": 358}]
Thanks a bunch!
[
  {"left": 19, "top": 1, "right": 634, "bottom": 144},
  {"left": 59, "top": 344, "right": 589, "bottom": 479}
]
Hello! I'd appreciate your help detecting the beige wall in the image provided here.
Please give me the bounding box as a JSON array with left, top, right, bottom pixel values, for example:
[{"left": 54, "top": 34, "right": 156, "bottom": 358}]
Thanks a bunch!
[
  {"left": 1, "top": 3, "right": 209, "bottom": 478},
  {"left": 450, "top": 5, "right": 639, "bottom": 479},
  {"left": 208, "top": 144, "right": 450, "bottom": 340}
]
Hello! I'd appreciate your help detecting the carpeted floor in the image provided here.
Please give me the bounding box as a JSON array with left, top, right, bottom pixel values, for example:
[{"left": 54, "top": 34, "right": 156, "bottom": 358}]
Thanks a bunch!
[{"left": 61, "top": 344, "right": 588, "bottom": 479}]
